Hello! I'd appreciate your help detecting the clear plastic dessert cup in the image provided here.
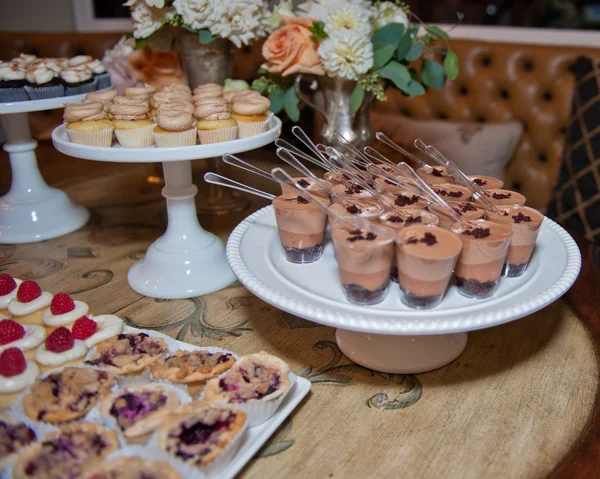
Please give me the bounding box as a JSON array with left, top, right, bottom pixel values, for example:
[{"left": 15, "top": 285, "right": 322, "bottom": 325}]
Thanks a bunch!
[
  {"left": 467, "top": 175, "right": 504, "bottom": 190},
  {"left": 473, "top": 188, "right": 526, "bottom": 207},
  {"left": 328, "top": 200, "right": 384, "bottom": 232},
  {"left": 416, "top": 166, "right": 455, "bottom": 185},
  {"left": 374, "top": 176, "right": 415, "bottom": 195},
  {"left": 486, "top": 205, "right": 544, "bottom": 277},
  {"left": 280, "top": 177, "right": 332, "bottom": 200},
  {"left": 428, "top": 201, "right": 485, "bottom": 230},
  {"left": 331, "top": 224, "right": 395, "bottom": 305},
  {"left": 450, "top": 220, "right": 513, "bottom": 299},
  {"left": 431, "top": 183, "right": 473, "bottom": 202},
  {"left": 324, "top": 170, "right": 351, "bottom": 186},
  {"left": 273, "top": 193, "right": 330, "bottom": 264},
  {"left": 396, "top": 224, "right": 462, "bottom": 309}
]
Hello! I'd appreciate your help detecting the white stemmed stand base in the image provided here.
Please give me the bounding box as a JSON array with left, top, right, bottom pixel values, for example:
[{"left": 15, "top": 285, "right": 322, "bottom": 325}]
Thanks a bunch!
[
  {"left": 52, "top": 117, "right": 282, "bottom": 299},
  {"left": 0, "top": 95, "right": 92, "bottom": 243}
]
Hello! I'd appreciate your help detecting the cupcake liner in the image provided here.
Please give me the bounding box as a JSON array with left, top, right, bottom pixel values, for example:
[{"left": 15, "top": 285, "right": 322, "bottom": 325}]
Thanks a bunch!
[
  {"left": 95, "top": 72, "right": 112, "bottom": 90},
  {"left": 115, "top": 122, "right": 156, "bottom": 147},
  {"left": 64, "top": 78, "right": 98, "bottom": 96},
  {"left": 66, "top": 126, "right": 113, "bottom": 147},
  {"left": 237, "top": 119, "right": 269, "bottom": 138},
  {"left": 24, "top": 84, "right": 64, "bottom": 100},
  {"left": 153, "top": 128, "right": 197, "bottom": 147},
  {"left": 0, "top": 87, "right": 29, "bottom": 103},
  {"left": 198, "top": 125, "right": 238, "bottom": 144}
]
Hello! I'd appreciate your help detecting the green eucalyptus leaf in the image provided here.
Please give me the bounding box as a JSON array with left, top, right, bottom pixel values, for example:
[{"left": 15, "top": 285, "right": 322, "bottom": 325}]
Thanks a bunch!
[
  {"left": 444, "top": 49, "right": 459, "bottom": 80},
  {"left": 372, "top": 22, "right": 405, "bottom": 50},
  {"left": 198, "top": 29, "right": 215, "bottom": 44},
  {"left": 425, "top": 26, "right": 450, "bottom": 40},
  {"left": 421, "top": 59, "right": 446, "bottom": 90},
  {"left": 405, "top": 41, "right": 424, "bottom": 62},
  {"left": 268, "top": 86, "right": 285, "bottom": 114},
  {"left": 284, "top": 87, "right": 300, "bottom": 121},
  {"left": 349, "top": 83, "right": 364, "bottom": 116},
  {"left": 372, "top": 43, "right": 396, "bottom": 69},
  {"left": 396, "top": 33, "right": 413, "bottom": 60},
  {"left": 402, "top": 81, "right": 425, "bottom": 96},
  {"left": 378, "top": 60, "right": 410, "bottom": 89}
]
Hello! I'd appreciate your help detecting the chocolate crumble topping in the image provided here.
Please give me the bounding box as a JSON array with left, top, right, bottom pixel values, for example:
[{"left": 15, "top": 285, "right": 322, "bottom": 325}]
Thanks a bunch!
[
  {"left": 492, "top": 192, "right": 511, "bottom": 200},
  {"left": 512, "top": 212, "right": 532, "bottom": 223},
  {"left": 407, "top": 232, "right": 437, "bottom": 245},
  {"left": 349, "top": 229, "right": 362, "bottom": 235},
  {"left": 346, "top": 204, "right": 362, "bottom": 214},
  {"left": 447, "top": 191, "right": 463, "bottom": 198},
  {"left": 296, "top": 196, "right": 309, "bottom": 204},
  {"left": 462, "top": 227, "right": 491, "bottom": 239},
  {"left": 405, "top": 216, "right": 422, "bottom": 225},
  {"left": 394, "top": 194, "right": 419, "bottom": 207},
  {"left": 452, "top": 203, "right": 478, "bottom": 215},
  {"left": 347, "top": 231, "right": 377, "bottom": 242},
  {"left": 431, "top": 168, "right": 443, "bottom": 177},
  {"left": 472, "top": 178, "right": 488, "bottom": 186},
  {"left": 344, "top": 184, "right": 364, "bottom": 195},
  {"left": 387, "top": 215, "right": 404, "bottom": 223},
  {"left": 297, "top": 179, "right": 310, "bottom": 188},
  {"left": 503, "top": 211, "right": 509, "bottom": 216}
]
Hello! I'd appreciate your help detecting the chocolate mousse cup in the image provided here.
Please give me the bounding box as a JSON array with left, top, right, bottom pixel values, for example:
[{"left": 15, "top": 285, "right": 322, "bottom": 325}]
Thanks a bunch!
[
  {"left": 273, "top": 193, "right": 329, "bottom": 264},
  {"left": 331, "top": 226, "right": 395, "bottom": 305},
  {"left": 328, "top": 201, "right": 383, "bottom": 231},
  {"left": 332, "top": 183, "right": 375, "bottom": 201},
  {"left": 486, "top": 205, "right": 544, "bottom": 277},
  {"left": 473, "top": 189, "right": 526, "bottom": 207},
  {"left": 397, "top": 225, "right": 463, "bottom": 308},
  {"left": 385, "top": 190, "right": 429, "bottom": 210},
  {"left": 416, "top": 166, "right": 455, "bottom": 185},
  {"left": 467, "top": 175, "right": 504, "bottom": 190},
  {"left": 281, "top": 177, "right": 332, "bottom": 199},
  {"left": 450, "top": 220, "right": 513, "bottom": 299},
  {"left": 428, "top": 202, "right": 485, "bottom": 230},
  {"left": 431, "top": 183, "right": 472, "bottom": 202}
]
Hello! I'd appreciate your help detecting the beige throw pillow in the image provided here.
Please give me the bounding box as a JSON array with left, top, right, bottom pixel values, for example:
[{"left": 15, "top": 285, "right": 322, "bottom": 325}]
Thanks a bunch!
[{"left": 371, "top": 115, "right": 523, "bottom": 181}]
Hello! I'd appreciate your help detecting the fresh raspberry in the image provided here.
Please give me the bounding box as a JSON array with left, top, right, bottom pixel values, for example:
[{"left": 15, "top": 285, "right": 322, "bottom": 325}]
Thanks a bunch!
[
  {"left": 50, "top": 293, "right": 75, "bottom": 315},
  {"left": 0, "top": 319, "right": 25, "bottom": 345},
  {"left": 45, "top": 327, "right": 74, "bottom": 353},
  {"left": 16, "top": 281, "right": 42, "bottom": 303},
  {"left": 0, "top": 274, "right": 17, "bottom": 296},
  {"left": 71, "top": 316, "right": 97, "bottom": 340},
  {"left": 0, "top": 348, "right": 26, "bottom": 377}
]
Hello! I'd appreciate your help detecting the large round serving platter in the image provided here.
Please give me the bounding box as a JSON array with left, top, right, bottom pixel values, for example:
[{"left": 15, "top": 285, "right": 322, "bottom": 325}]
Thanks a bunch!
[{"left": 227, "top": 205, "right": 581, "bottom": 373}]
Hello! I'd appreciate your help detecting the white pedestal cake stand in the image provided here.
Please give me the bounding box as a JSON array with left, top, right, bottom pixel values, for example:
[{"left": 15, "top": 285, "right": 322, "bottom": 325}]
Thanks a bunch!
[
  {"left": 0, "top": 95, "right": 92, "bottom": 243},
  {"left": 227, "top": 206, "right": 582, "bottom": 374},
  {"left": 52, "top": 117, "right": 281, "bottom": 299}
]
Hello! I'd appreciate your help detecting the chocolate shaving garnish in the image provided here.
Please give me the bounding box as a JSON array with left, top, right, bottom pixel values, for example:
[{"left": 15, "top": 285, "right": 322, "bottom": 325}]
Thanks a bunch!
[
  {"left": 434, "top": 189, "right": 448, "bottom": 196},
  {"left": 347, "top": 231, "right": 377, "bottom": 242},
  {"left": 512, "top": 212, "right": 532, "bottom": 223},
  {"left": 346, "top": 205, "right": 362, "bottom": 214},
  {"left": 447, "top": 191, "right": 463, "bottom": 198},
  {"left": 492, "top": 192, "right": 511, "bottom": 200},
  {"left": 405, "top": 216, "right": 422, "bottom": 225},
  {"left": 462, "top": 227, "right": 491, "bottom": 239},
  {"left": 472, "top": 178, "right": 487, "bottom": 186},
  {"left": 406, "top": 238, "right": 418, "bottom": 244},
  {"left": 387, "top": 215, "right": 404, "bottom": 223},
  {"left": 296, "top": 196, "right": 309, "bottom": 204},
  {"left": 452, "top": 203, "right": 477, "bottom": 215},
  {"left": 297, "top": 179, "right": 310, "bottom": 188},
  {"left": 503, "top": 211, "right": 509, "bottom": 216},
  {"left": 344, "top": 184, "right": 364, "bottom": 195},
  {"left": 394, "top": 194, "right": 419, "bottom": 207},
  {"left": 406, "top": 232, "right": 437, "bottom": 245},
  {"left": 431, "top": 168, "right": 443, "bottom": 177},
  {"left": 349, "top": 229, "right": 362, "bottom": 235}
]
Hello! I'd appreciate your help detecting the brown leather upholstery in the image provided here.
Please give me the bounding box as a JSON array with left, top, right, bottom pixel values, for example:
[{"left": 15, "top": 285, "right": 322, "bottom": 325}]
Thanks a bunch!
[{"left": 373, "top": 39, "right": 600, "bottom": 209}]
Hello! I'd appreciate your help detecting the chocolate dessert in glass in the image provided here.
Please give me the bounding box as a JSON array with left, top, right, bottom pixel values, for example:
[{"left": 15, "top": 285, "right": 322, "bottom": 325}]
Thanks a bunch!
[
  {"left": 416, "top": 166, "right": 455, "bottom": 185},
  {"left": 429, "top": 201, "right": 485, "bottom": 230},
  {"left": 473, "top": 188, "right": 526, "bottom": 207},
  {"left": 331, "top": 183, "right": 375, "bottom": 201},
  {"left": 384, "top": 190, "right": 429, "bottom": 210},
  {"left": 328, "top": 200, "right": 384, "bottom": 229},
  {"left": 273, "top": 193, "right": 329, "bottom": 264},
  {"left": 331, "top": 225, "right": 395, "bottom": 305},
  {"left": 486, "top": 205, "right": 544, "bottom": 277},
  {"left": 450, "top": 220, "right": 513, "bottom": 299},
  {"left": 396, "top": 225, "right": 463, "bottom": 308},
  {"left": 467, "top": 175, "right": 504, "bottom": 190},
  {"left": 431, "top": 183, "right": 472, "bottom": 202},
  {"left": 281, "top": 177, "right": 332, "bottom": 199}
]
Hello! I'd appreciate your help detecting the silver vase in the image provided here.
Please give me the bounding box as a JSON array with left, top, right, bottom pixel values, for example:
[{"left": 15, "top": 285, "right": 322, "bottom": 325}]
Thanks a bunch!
[{"left": 295, "top": 75, "right": 373, "bottom": 150}]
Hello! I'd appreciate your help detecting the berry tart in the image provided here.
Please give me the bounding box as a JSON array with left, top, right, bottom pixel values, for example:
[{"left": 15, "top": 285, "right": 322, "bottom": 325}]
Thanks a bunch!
[
  {"left": 35, "top": 327, "right": 88, "bottom": 370},
  {"left": 150, "top": 350, "right": 236, "bottom": 383},
  {"left": 203, "top": 351, "right": 291, "bottom": 426},
  {"left": 0, "top": 414, "right": 37, "bottom": 469},
  {"left": 13, "top": 423, "right": 119, "bottom": 479},
  {"left": 86, "top": 332, "right": 168, "bottom": 375},
  {"left": 72, "top": 314, "right": 124, "bottom": 348},
  {"left": 0, "top": 274, "right": 22, "bottom": 316},
  {"left": 42, "top": 293, "right": 89, "bottom": 332},
  {"left": 83, "top": 457, "right": 181, "bottom": 479},
  {"left": 22, "top": 366, "right": 114, "bottom": 423},
  {"left": 8, "top": 281, "right": 53, "bottom": 326},
  {"left": 0, "top": 347, "right": 39, "bottom": 395},
  {"left": 0, "top": 318, "right": 46, "bottom": 360},
  {"left": 100, "top": 384, "right": 181, "bottom": 442},
  {"left": 158, "top": 401, "right": 247, "bottom": 468}
]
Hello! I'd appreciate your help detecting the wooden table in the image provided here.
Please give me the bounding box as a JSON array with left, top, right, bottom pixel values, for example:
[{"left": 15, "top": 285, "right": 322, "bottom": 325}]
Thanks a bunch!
[{"left": 1, "top": 143, "right": 599, "bottom": 478}]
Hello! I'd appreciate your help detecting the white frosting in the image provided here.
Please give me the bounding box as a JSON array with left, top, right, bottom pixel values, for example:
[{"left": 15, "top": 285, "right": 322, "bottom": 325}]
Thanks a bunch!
[
  {"left": 18, "top": 54, "right": 37, "bottom": 65},
  {"left": 69, "top": 55, "right": 93, "bottom": 66},
  {"left": 35, "top": 340, "right": 87, "bottom": 366},
  {"left": 8, "top": 291, "right": 53, "bottom": 317},
  {"left": 26, "top": 66, "right": 56, "bottom": 85},
  {"left": 0, "top": 360, "right": 38, "bottom": 393},
  {"left": 0, "top": 278, "right": 22, "bottom": 309},
  {"left": 85, "top": 314, "right": 124, "bottom": 348},
  {"left": 0, "top": 66, "right": 26, "bottom": 81},
  {"left": 44, "top": 60, "right": 63, "bottom": 74},
  {"left": 60, "top": 67, "right": 93, "bottom": 83},
  {"left": 86, "top": 59, "right": 106, "bottom": 74},
  {"left": 42, "top": 301, "right": 89, "bottom": 327},
  {"left": 0, "top": 325, "right": 46, "bottom": 353}
]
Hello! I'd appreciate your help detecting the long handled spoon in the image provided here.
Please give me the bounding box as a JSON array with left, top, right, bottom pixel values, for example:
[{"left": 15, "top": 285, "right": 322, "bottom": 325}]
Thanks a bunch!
[
  {"left": 204, "top": 173, "right": 275, "bottom": 201},
  {"left": 376, "top": 132, "right": 429, "bottom": 168},
  {"left": 222, "top": 154, "right": 272, "bottom": 181},
  {"left": 274, "top": 138, "right": 330, "bottom": 171}
]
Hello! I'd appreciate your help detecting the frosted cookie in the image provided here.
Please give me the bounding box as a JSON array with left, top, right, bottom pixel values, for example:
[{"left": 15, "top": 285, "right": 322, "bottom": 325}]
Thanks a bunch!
[
  {"left": 42, "top": 293, "right": 89, "bottom": 331},
  {"left": 0, "top": 319, "right": 46, "bottom": 360},
  {"left": 0, "top": 274, "right": 21, "bottom": 316},
  {"left": 8, "top": 281, "right": 52, "bottom": 325},
  {"left": 0, "top": 348, "right": 39, "bottom": 394},
  {"left": 35, "top": 327, "right": 87, "bottom": 370}
]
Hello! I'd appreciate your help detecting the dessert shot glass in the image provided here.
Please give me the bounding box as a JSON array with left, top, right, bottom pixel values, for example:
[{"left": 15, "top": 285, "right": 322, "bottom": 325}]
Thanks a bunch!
[
  {"left": 428, "top": 201, "right": 485, "bottom": 230},
  {"left": 396, "top": 224, "right": 463, "bottom": 309},
  {"left": 328, "top": 200, "right": 384, "bottom": 230},
  {"left": 473, "top": 188, "right": 526, "bottom": 207},
  {"left": 486, "top": 205, "right": 544, "bottom": 277},
  {"left": 450, "top": 220, "right": 513, "bottom": 299},
  {"left": 467, "top": 175, "right": 504, "bottom": 190},
  {"left": 280, "top": 177, "right": 332, "bottom": 199},
  {"left": 331, "top": 223, "right": 395, "bottom": 305},
  {"left": 384, "top": 190, "right": 430, "bottom": 210},
  {"left": 431, "top": 183, "right": 473, "bottom": 202}
]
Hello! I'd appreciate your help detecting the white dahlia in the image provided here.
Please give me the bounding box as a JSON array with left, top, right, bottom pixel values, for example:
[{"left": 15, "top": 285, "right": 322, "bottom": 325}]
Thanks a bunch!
[
  {"left": 209, "top": 0, "right": 267, "bottom": 48},
  {"left": 324, "top": 5, "right": 372, "bottom": 36},
  {"left": 373, "top": 2, "right": 409, "bottom": 30},
  {"left": 297, "top": 0, "right": 374, "bottom": 22},
  {"left": 127, "top": 0, "right": 166, "bottom": 39},
  {"left": 318, "top": 29, "right": 373, "bottom": 80},
  {"left": 173, "top": 0, "right": 220, "bottom": 31}
]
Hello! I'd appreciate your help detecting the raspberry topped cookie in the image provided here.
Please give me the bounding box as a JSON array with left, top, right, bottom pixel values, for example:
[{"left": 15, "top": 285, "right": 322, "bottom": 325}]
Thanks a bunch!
[
  {"left": 150, "top": 350, "right": 235, "bottom": 383},
  {"left": 0, "top": 347, "right": 39, "bottom": 394},
  {"left": 0, "top": 274, "right": 21, "bottom": 316},
  {"left": 0, "top": 319, "right": 46, "bottom": 360},
  {"left": 22, "top": 367, "right": 114, "bottom": 423},
  {"left": 42, "top": 293, "right": 89, "bottom": 331},
  {"left": 158, "top": 401, "right": 246, "bottom": 467},
  {"left": 74, "top": 314, "right": 124, "bottom": 348},
  {"left": 8, "top": 281, "right": 53, "bottom": 325},
  {"left": 35, "top": 326, "right": 88, "bottom": 369},
  {"left": 13, "top": 423, "right": 119, "bottom": 479},
  {"left": 86, "top": 333, "right": 168, "bottom": 375},
  {"left": 84, "top": 457, "right": 181, "bottom": 479},
  {"left": 100, "top": 384, "right": 180, "bottom": 441},
  {"left": 0, "top": 414, "right": 37, "bottom": 469}
]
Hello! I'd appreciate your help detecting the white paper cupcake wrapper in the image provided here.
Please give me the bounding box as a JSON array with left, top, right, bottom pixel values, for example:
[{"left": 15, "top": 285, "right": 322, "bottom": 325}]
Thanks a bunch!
[
  {"left": 114, "top": 122, "right": 155, "bottom": 147},
  {"left": 237, "top": 119, "right": 269, "bottom": 138},
  {"left": 198, "top": 125, "right": 238, "bottom": 144},
  {"left": 66, "top": 126, "right": 113, "bottom": 147},
  {"left": 153, "top": 128, "right": 197, "bottom": 147}
]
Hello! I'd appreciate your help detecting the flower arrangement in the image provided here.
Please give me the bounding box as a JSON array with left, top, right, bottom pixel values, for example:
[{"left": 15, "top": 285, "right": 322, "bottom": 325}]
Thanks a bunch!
[{"left": 253, "top": 0, "right": 462, "bottom": 120}]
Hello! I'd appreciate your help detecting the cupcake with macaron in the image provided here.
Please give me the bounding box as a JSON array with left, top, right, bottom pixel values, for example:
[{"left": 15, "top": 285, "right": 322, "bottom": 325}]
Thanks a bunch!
[
  {"left": 0, "top": 274, "right": 22, "bottom": 316},
  {"left": 109, "top": 97, "right": 154, "bottom": 147},
  {"left": 125, "top": 84, "right": 155, "bottom": 98},
  {"left": 162, "top": 83, "right": 192, "bottom": 94},
  {"left": 150, "top": 91, "right": 191, "bottom": 117},
  {"left": 7, "top": 281, "right": 53, "bottom": 326},
  {"left": 153, "top": 108, "right": 197, "bottom": 147},
  {"left": 232, "top": 95, "right": 271, "bottom": 138},
  {"left": 64, "top": 101, "right": 113, "bottom": 147},
  {"left": 42, "top": 293, "right": 89, "bottom": 333},
  {"left": 192, "top": 83, "right": 222, "bottom": 98},
  {"left": 83, "top": 89, "right": 118, "bottom": 112},
  {"left": 157, "top": 101, "right": 194, "bottom": 116},
  {"left": 194, "top": 99, "right": 238, "bottom": 144}
]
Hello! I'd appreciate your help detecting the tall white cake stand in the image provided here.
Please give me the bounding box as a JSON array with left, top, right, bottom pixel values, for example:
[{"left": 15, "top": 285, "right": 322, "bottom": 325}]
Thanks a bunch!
[
  {"left": 52, "top": 117, "right": 282, "bottom": 299},
  {"left": 0, "top": 95, "right": 92, "bottom": 243},
  {"left": 227, "top": 205, "right": 582, "bottom": 374}
]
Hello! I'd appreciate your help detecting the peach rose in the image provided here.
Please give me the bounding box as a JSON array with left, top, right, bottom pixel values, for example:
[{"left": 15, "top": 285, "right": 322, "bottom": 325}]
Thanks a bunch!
[{"left": 261, "top": 15, "right": 325, "bottom": 77}]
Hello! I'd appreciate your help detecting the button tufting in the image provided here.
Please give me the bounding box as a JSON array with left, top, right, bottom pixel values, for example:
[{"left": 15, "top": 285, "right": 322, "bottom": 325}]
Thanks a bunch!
[
  {"left": 482, "top": 56, "right": 492, "bottom": 67},
  {"left": 539, "top": 153, "right": 548, "bottom": 163},
  {"left": 459, "top": 85, "right": 469, "bottom": 96},
  {"left": 500, "top": 89, "right": 510, "bottom": 100},
  {"left": 438, "top": 112, "right": 448, "bottom": 120},
  {"left": 542, "top": 91, "right": 553, "bottom": 101},
  {"left": 523, "top": 60, "right": 534, "bottom": 72},
  {"left": 476, "top": 115, "right": 486, "bottom": 123},
  {"left": 402, "top": 109, "right": 411, "bottom": 117},
  {"left": 513, "top": 182, "right": 521, "bottom": 191}
]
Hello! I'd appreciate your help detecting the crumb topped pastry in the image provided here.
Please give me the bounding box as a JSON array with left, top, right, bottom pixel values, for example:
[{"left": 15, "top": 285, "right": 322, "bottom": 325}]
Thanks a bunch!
[
  {"left": 83, "top": 457, "right": 181, "bottom": 479},
  {"left": 13, "top": 423, "right": 119, "bottom": 479},
  {"left": 22, "top": 367, "right": 114, "bottom": 423},
  {"left": 0, "top": 414, "right": 37, "bottom": 469},
  {"left": 158, "top": 401, "right": 246, "bottom": 467},
  {"left": 151, "top": 349, "right": 236, "bottom": 383},
  {"left": 100, "top": 384, "right": 180, "bottom": 440},
  {"left": 86, "top": 333, "right": 168, "bottom": 374}
]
